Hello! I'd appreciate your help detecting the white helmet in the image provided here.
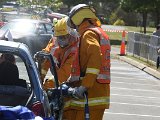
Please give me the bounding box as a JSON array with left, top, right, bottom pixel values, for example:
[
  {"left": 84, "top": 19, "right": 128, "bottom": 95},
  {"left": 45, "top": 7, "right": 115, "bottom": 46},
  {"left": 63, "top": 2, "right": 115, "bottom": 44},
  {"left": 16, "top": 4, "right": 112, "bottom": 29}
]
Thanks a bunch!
[{"left": 67, "top": 4, "right": 100, "bottom": 28}]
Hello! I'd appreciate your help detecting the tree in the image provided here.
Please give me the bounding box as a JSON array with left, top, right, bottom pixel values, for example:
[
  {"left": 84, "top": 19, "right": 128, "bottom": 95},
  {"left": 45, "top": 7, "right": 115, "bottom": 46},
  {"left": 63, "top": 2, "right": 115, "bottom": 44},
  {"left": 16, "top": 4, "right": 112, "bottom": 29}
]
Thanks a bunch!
[
  {"left": 150, "top": 0, "right": 160, "bottom": 26},
  {"left": 121, "top": 0, "right": 155, "bottom": 33},
  {"left": 0, "top": 0, "right": 5, "bottom": 6},
  {"left": 60, "top": 0, "right": 88, "bottom": 11}
]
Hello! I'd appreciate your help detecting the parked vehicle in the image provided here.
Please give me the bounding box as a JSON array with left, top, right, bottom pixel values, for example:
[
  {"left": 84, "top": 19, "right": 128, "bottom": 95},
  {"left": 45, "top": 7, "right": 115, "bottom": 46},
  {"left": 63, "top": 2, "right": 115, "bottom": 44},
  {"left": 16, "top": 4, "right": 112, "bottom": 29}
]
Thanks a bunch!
[
  {"left": 47, "top": 12, "right": 67, "bottom": 22},
  {"left": 0, "top": 40, "right": 52, "bottom": 118},
  {"left": 39, "top": 8, "right": 67, "bottom": 22},
  {"left": 0, "top": 19, "right": 53, "bottom": 56}
]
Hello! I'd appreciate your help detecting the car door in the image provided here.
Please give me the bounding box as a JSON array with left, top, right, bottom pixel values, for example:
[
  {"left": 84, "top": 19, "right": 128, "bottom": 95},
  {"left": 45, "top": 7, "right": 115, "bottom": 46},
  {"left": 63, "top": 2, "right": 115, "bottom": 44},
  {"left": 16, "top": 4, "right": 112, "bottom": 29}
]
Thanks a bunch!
[
  {"left": 32, "top": 23, "right": 52, "bottom": 55},
  {"left": 45, "top": 23, "right": 53, "bottom": 35},
  {"left": 37, "top": 23, "right": 52, "bottom": 51}
]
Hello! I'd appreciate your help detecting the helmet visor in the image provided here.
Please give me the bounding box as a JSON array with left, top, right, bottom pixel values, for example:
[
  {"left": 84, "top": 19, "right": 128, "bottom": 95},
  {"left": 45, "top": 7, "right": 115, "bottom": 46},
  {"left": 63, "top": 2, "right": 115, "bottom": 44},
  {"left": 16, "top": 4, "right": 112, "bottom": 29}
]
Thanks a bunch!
[
  {"left": 71, "top": 8, "right": 99, "bottom": 26},
  {"left": 57, "top": 35, "right": 69, "bottom": 48}
]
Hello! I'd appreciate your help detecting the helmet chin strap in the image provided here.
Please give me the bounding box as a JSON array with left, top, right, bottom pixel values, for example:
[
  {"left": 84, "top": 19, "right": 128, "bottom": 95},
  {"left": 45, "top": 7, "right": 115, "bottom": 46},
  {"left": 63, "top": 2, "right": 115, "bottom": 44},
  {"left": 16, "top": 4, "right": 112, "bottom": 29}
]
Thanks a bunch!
[{"left": 60, "top": 44, "right": 68, "bottom": 48}]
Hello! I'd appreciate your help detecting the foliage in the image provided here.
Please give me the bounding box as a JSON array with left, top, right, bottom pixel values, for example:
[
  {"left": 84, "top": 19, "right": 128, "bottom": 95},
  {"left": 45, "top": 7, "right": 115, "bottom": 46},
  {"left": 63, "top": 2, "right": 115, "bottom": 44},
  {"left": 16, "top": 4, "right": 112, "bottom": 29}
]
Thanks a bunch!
[
  {"left": 47, "top": 0, "right": 63, "bottom": 12},
  {"left": 60, "top": 0, "right": 87, "bottom": 9},
  {"left": 120, "top": 0, "right": 154, "bottom": 33},
  {"left": 1, "top": 0, "right": 160, "bottom": 28},
  {"left": 109, "top": 12, "right": 118, "bottom": 25},
  {"left": 121, "top": 0, "right": 152, "bottom": 13},
  {"left": 113, "top": 19, "right": 125, "bottom": 26},
  {"left": 148, "top": 21, "right": 155, "bottom": 27},
  {"left": 0, "top": 0, "right": 5, "bottom": 6},
  {"left": 120, "top": 0, "right": 160, "bottom": 29},
  {"left": 109, "top": 7, "right": 127, "bottom": 25}
]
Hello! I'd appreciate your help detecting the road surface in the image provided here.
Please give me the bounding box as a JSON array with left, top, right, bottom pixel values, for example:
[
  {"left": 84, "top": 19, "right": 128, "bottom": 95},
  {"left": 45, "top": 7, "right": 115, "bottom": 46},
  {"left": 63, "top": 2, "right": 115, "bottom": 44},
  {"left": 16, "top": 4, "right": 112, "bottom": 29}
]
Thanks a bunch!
[{"left": 103, "top": 58, "right": 160, "bottom": 120}]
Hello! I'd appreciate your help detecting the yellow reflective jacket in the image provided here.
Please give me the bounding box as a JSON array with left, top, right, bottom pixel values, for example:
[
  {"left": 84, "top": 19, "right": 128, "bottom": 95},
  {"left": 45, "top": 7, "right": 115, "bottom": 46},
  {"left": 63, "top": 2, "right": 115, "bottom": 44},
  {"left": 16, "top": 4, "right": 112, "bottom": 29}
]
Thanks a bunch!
[
  {"left": 64, "top": 20, "right": 110, "bottom": 110},
  {"left": 41, "top": 37, "right": 77, "bottom": 84}
]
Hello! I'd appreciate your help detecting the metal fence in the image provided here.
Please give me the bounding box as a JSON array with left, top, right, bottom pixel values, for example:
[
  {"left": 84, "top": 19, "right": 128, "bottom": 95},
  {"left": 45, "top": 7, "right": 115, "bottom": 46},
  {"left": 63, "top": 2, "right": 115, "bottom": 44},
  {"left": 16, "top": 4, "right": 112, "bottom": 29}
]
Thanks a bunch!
[{"left": 127, "top": 32, "right": 160, "bottom": 65}]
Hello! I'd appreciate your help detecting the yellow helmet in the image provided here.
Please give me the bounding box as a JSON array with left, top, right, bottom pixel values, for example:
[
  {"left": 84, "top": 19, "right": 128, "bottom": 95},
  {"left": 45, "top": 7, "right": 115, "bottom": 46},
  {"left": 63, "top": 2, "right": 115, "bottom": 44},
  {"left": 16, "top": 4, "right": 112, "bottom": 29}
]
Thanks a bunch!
[
  {"left": 67, "top": 4, "right": 100, "bottom": 28},
  {"left": 54, "top": 17, "right": 68, "bottom": 37}
]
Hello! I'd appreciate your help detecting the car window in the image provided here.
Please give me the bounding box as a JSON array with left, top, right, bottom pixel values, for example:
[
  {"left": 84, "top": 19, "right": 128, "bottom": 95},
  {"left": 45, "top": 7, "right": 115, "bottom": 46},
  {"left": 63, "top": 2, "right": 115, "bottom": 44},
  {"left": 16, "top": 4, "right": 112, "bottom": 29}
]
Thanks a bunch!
[
  {"left": 16, "top": 55, "right": 30, "bottom": 83},
  {"left": 0, "top": 53, "right": 30, "bottom": 86},
  {"left": 38, "top": 23, "right": 46, "bottom": 34},
  {"left": 1, "top": 21, "right": 36, "bottom": 33},
  {"left": 45, "top": 23, "right": 53, "bottom": 34}
]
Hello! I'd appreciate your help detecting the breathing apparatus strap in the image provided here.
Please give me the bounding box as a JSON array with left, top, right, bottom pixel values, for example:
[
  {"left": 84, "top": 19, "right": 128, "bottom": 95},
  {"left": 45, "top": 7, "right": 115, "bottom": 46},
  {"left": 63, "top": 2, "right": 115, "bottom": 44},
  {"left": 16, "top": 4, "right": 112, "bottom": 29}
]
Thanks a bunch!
[{"left": 84, "top": 92, "right": 90, "bottom": 120}]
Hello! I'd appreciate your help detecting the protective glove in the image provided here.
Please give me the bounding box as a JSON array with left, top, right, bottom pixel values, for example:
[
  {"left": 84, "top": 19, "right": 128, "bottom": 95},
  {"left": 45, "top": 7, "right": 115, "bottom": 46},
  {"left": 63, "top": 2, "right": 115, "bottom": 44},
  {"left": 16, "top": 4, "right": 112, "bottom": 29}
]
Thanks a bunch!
[
  {"left": 34, "top": 51, "right": 45, "bottom": 62},
  {"left": 47, "top": 84, "right": 87, "bottom": 99},
  {"left": 47, "top": 83, "right": 70, "bottom": 99},
  {"left": 68, "top": 86, "right": 87, "bottom": 99}
]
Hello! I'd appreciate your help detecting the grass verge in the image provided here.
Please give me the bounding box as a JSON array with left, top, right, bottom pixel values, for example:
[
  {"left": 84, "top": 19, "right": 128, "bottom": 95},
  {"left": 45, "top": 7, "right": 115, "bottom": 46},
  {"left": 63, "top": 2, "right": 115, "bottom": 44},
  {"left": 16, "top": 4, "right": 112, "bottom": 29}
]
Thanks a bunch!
[
  {"left": 126, "top": 54, "right": 160, "bottom": 72},
  {"left": 106, "top": 26, "right": 155, "bottom": 45}
]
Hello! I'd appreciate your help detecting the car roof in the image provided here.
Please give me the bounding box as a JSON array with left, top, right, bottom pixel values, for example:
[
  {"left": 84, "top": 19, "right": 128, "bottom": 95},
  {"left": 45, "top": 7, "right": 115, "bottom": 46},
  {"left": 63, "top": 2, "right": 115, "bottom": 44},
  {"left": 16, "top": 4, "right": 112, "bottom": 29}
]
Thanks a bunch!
[
  {"left": 0, "top": 40, "right": 20, "bottom": 49},
  {"left": 10, "top": 18, "right": 51, "bottom": 24},
  {"left": 0, "top": 40, "right": 33, "bottom": 60}
]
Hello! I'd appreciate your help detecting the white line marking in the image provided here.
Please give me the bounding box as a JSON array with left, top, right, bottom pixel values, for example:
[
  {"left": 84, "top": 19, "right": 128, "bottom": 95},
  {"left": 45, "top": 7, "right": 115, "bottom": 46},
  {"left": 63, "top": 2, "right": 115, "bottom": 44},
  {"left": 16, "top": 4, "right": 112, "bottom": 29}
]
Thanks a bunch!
[
  {"left": 111, "top": 71, "right": 146, "bottom": 75},
  {"left": 104, "top": 112, "right": 160, "bottom": 118},
  {"left": 111, "top": 87, "right": 160, "bottom": 93},
  {"left": 111, "top": 76, "right": 148, "bottom": 80},
  {"left": 111, "top": 81, "right": 159, "bottom": 86},
  {"left": 111, "top": 93, "right": 160, "bottom": 100},
  {"left": 111, "top": 102, "right": 160, "bottom": 108}
]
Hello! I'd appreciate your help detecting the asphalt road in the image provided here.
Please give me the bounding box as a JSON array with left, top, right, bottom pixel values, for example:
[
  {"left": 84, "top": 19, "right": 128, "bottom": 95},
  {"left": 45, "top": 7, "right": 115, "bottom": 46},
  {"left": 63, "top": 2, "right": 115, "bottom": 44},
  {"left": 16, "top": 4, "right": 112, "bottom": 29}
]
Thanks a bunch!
[{"left": 103, "top": 58, "right": 160, "bottom": 120}]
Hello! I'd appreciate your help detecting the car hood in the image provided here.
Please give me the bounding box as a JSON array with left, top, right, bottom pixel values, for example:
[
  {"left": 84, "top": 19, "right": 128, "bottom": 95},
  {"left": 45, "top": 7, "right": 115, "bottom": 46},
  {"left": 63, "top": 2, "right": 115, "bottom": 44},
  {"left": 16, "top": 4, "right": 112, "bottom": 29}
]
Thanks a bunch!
[{"left": 0, "top": 30, "right": 35, "bottom": 39}]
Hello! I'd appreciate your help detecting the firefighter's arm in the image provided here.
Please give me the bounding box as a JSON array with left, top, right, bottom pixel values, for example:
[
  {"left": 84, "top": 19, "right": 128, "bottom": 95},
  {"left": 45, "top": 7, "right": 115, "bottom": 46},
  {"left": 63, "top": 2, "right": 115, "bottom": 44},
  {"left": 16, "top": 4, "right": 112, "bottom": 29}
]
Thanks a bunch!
[
  {"left": 40, "top": 38, "right": 54, "bottom": 81},
  {"left": 57, "top": 54, "right": 74, "bottom": 83},
  {"left": 81, "top": 31, "right": 101, "bottom": 89},
  {"left": 41, "top": 59, "right": 51, "bottom": 82},
  {"left": 42, "top": 38, "right": 55, "bottom": 53}
]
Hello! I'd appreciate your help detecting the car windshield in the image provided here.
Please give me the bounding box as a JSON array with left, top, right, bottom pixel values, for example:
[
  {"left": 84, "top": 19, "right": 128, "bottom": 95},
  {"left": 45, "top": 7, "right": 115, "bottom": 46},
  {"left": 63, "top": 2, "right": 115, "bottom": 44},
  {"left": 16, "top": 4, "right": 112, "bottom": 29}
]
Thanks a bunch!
[{"left": 1, "top": 21, "right": 36, "bottom": 33}]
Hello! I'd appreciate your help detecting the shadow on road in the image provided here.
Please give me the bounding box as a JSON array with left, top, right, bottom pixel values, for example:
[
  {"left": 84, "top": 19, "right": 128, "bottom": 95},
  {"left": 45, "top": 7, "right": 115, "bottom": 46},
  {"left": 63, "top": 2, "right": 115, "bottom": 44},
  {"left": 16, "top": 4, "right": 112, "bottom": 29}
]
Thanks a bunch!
[{"left": 110, "top": 39, "right": 127, "bottom": 45}]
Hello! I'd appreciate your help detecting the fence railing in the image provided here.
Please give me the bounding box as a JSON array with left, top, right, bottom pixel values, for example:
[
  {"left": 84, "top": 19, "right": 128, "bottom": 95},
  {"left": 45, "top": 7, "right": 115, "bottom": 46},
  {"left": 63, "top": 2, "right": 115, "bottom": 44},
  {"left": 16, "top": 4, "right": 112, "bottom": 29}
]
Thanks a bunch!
[{"left": 127, "top": 32, "right": 160, "bottom": 65}]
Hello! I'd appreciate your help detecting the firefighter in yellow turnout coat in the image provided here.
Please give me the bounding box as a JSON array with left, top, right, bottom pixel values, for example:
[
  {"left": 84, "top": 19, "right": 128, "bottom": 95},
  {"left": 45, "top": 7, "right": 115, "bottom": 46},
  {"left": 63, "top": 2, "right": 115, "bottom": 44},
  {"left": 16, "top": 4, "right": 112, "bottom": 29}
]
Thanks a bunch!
[
  {"left": 40, "top": 17, "right": 78, "bottom": 89},
  {"left": 63, "top": 4, "right": 111, "bottom": 120}
]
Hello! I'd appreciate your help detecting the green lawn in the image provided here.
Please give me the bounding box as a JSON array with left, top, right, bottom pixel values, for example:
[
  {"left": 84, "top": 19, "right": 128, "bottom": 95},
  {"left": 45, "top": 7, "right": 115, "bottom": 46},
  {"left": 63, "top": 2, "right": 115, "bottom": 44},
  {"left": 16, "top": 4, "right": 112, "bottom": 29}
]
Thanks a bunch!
[{"left": 107, "top": 26, "right": 155, "bottom": 45}]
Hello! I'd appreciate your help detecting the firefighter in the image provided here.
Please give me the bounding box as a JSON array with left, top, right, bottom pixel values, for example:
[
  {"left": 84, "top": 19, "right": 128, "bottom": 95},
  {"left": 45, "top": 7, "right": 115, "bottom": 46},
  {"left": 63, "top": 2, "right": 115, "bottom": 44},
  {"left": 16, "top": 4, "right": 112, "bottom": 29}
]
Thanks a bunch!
[
  {"left": 63, "top": 4, "right": 111, "bottom": 120},
  {"left": 40, "top": 17, "right": 78, "bottom": 89}
]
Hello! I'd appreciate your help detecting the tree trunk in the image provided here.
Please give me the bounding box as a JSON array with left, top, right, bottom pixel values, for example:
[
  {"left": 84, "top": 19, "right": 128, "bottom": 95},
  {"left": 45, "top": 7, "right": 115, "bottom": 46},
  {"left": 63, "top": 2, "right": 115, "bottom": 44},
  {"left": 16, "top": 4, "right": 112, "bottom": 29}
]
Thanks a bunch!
[{"left": 142, "top": 12, "right": 147, "bottom": 34}]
